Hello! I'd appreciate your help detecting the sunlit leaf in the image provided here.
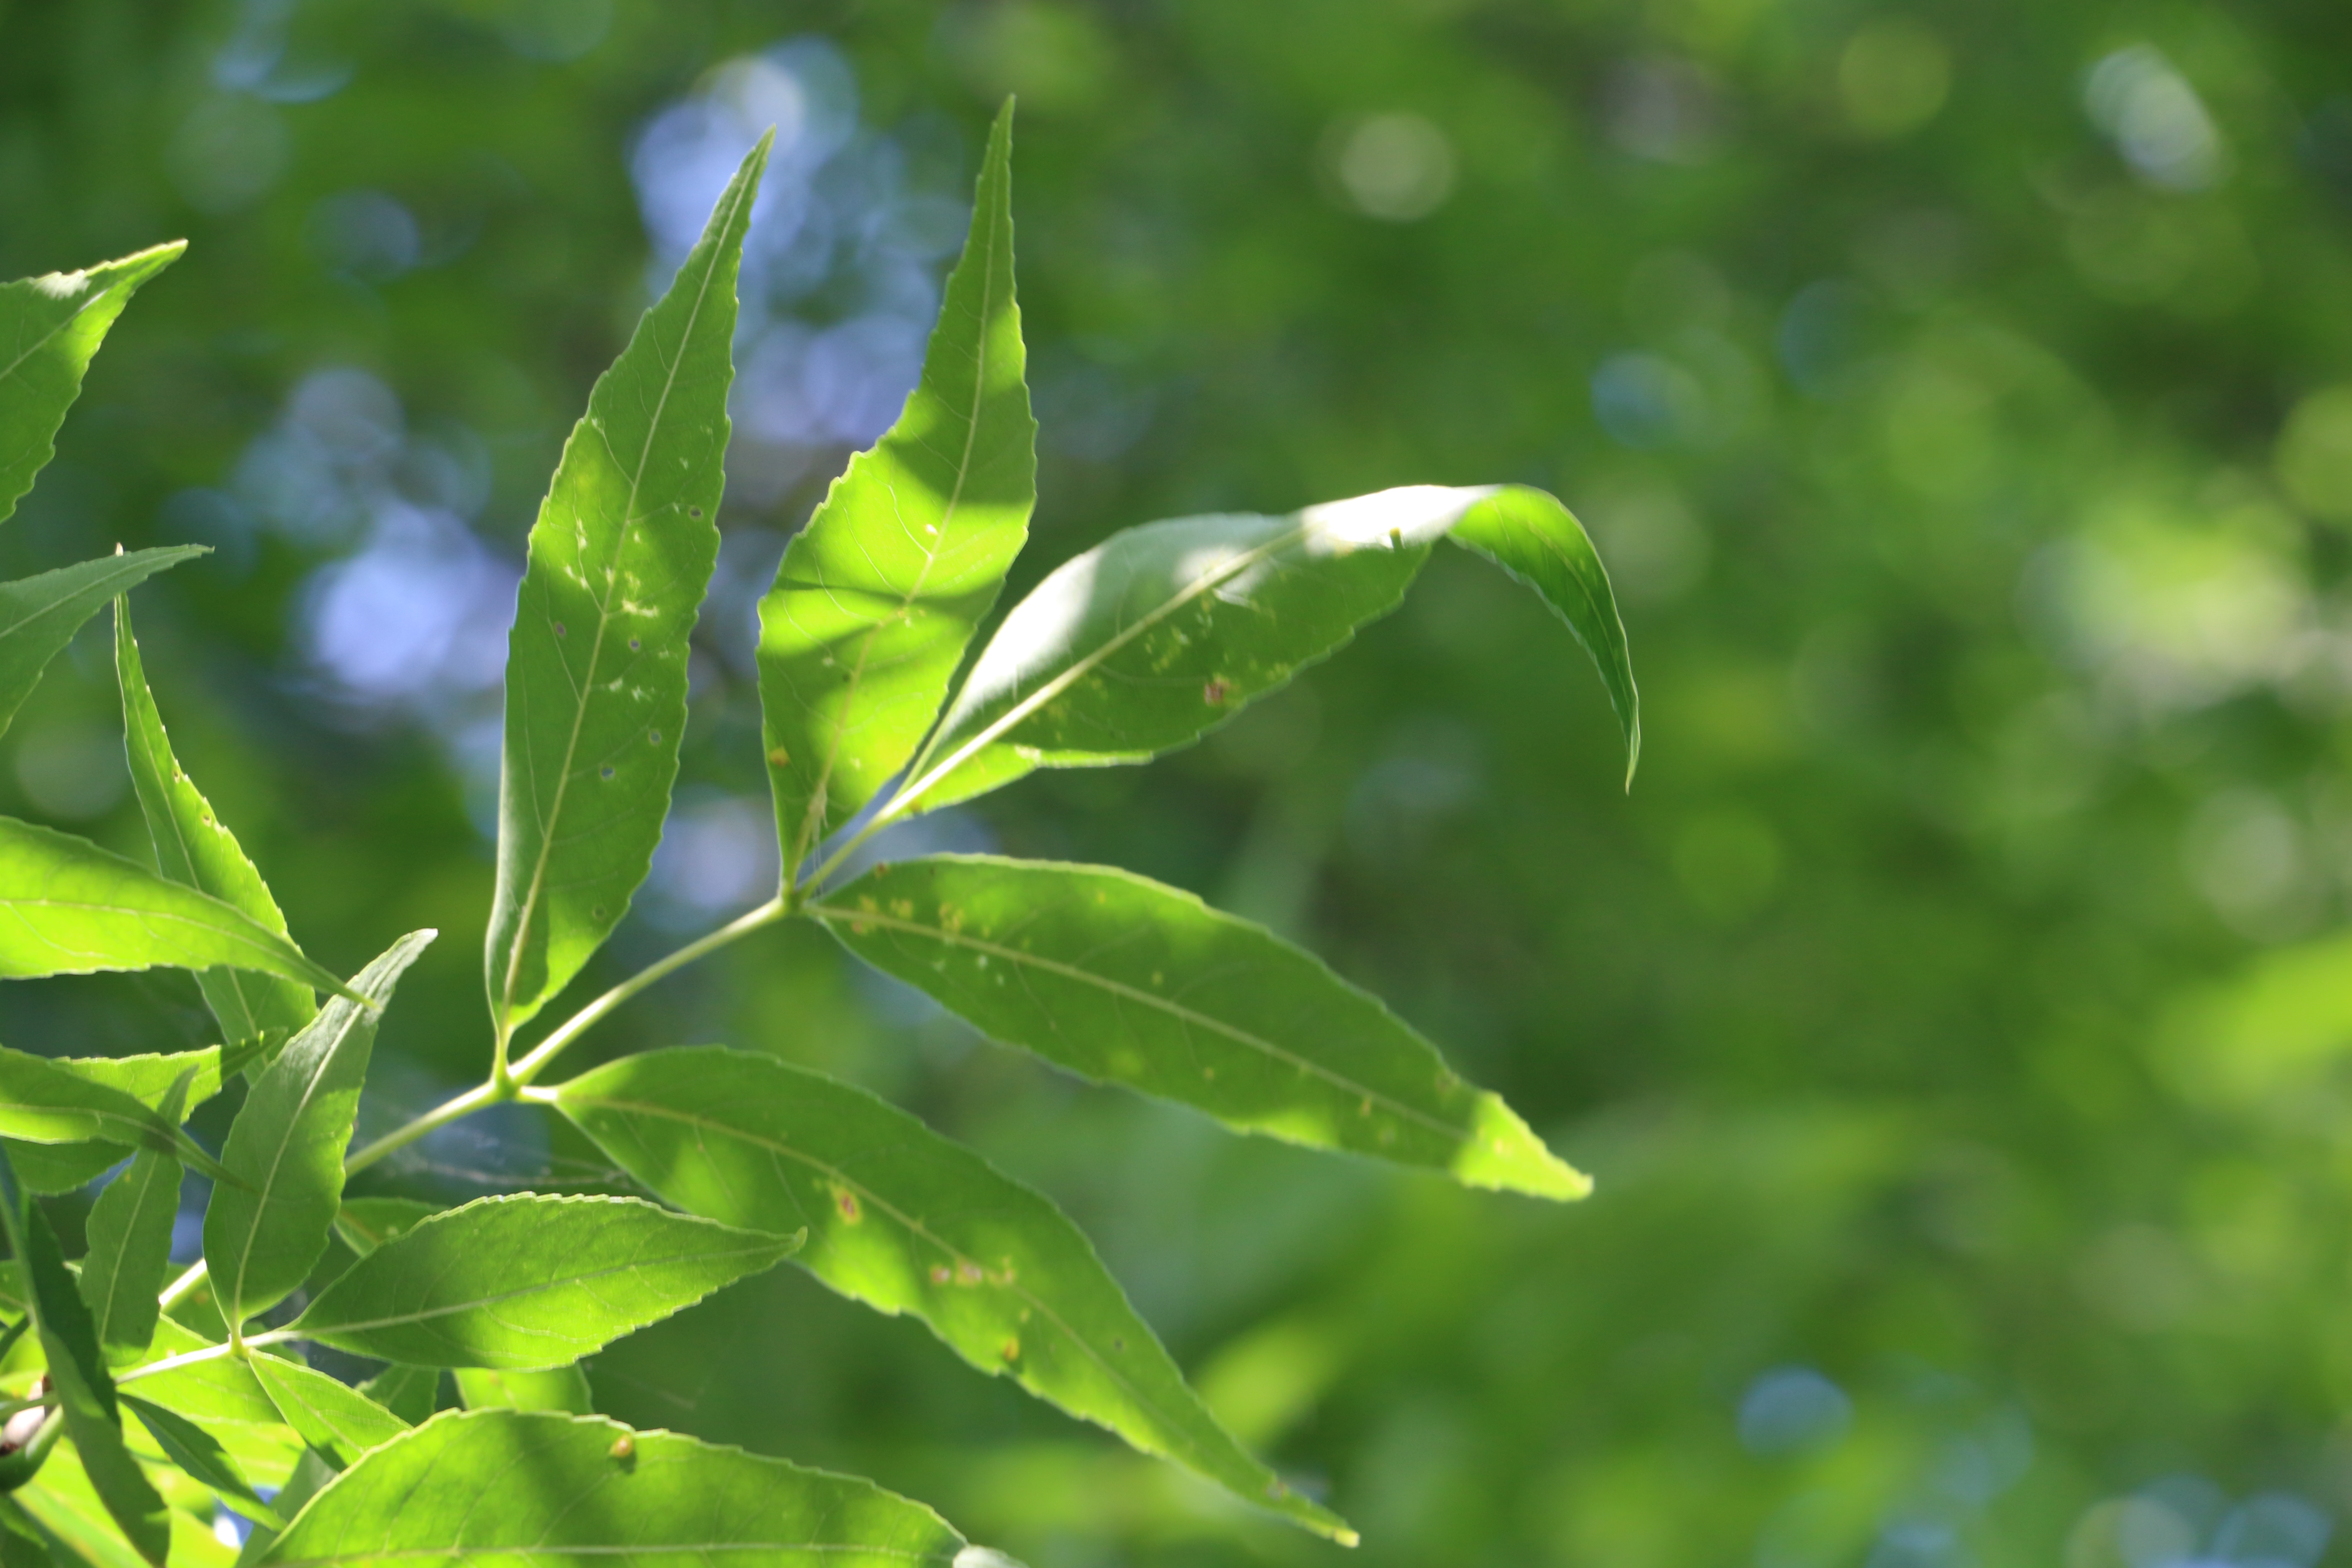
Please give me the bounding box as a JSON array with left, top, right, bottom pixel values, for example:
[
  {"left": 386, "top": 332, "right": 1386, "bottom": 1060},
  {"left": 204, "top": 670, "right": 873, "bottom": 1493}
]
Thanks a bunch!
[
  {"left": 0, "top": 243, "right": 184, "bottom": 528},
  {"left": 120, "top": 1397, "right": 281, "bottom": 1528},
  {"left": 78, "top": 1073, "right": 194, "bottom": 1365},
  {"left": 485, "top": 135, "right": 770, "bottom": 1038},
  {"left": 245, "top": 1357, "right": 405, "bottom": 1470},
  {"left": 556, "top": 1046, "right": 1355, "bottom": 1542},
  {"left": 757, "top": 100, "right": 1034, "bottom": 879},
  {"left": 122, "top": 1320, "right": 279, "bottom": 1431},
  {"left": 116, "top": 597, "right": 315, "bottom": 1063},
  {"left": 0, "top": 819, "right": 352, "bottom": 998},
  {"left": 283, "top": 1194, "right": 796, "bottom": 1369},
  {"left": 2, "top": 1050, "right": 219, "bottom": 1195},
  {"left": 0, "top": 1143, "right": 168, "bottom": 1565},
  {"left": 327, "top": 1199, "right": 437, "bottom": 1259},
  {"left": 205, "top": 932, "right": 435, "bottom": 1329},
  {"left": 0, "top": 549, "right": 199, "bottom": 742},
  {"left": 817, "top": 855, "right": 1588, "bottom": 1199},
  {"left": 250, "top": 1409, "right": 976, "bottom": 1568},
  {"left": 452, "top": 1365, "right": 590, "bottom": 1415},
  {"left": 898, "top": 484, "right": 1636, "bottom": 816}
]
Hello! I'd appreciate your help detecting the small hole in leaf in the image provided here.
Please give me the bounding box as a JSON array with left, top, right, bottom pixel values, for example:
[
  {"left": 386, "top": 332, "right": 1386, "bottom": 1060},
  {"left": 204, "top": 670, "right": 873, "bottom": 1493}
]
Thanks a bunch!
[
  {"left": 554, "top": 622, "right": 567, "bottom": 637},
  {"left": 648, "top": 729, "right": 662, "bottom": 743},
  {"left": 592, "top": 906, "right": 606, "bottom": 920},
  {"left": 688, "top": 506, "right": 703, "bottom": 518},
  {"left": 600, "top": 766, "right": 616, "bottom": 780},
  {"left": 628, "top": 638, "right": 640, "bottom": 652}
]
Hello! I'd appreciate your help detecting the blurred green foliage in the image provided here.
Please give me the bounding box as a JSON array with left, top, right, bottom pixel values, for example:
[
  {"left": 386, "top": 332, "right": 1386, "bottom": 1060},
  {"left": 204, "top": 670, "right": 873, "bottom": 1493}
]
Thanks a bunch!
[{"left": 9, "top": 0, "right": 2352, "bottom": 1565}]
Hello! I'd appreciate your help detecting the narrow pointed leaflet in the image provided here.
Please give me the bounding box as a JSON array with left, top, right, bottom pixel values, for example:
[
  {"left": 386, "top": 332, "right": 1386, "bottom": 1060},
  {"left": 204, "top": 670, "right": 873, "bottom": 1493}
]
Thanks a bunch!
[
  {"left": 205, "top": 932, "right": 435, "bottom": 1331},
  {"left": 817, "top": 856, "right": 1589, "bottom": 1198},
  {"left": 251, "top": 1410, "right": 977, "bottom": 1568},
  {"left": 0, "top": 1049, "right": 220, "bottom": 1194},
  {"left": 117, "top": 598, "right": 315, "bottom": 1062},
  {"left": 758, "top": 99, "right": 1035, "bottom": 881},
  {"left": 118, "top": 1398, "right": 282, "bottom": 1528},
  {"left": 892, "top": 484, "right": 1638, "bottom": 819},
  {"left": 78, "top": 1072, "right": 195, "bottom": 1364},
  {"left": 0, "top": 1144, "right": 169, "bottom": 1566},
  {"left": 282, "top": 1194, "right": 797, "bottom": 1368},
  {"left": 556, "top": 1047, "right": 1356, "bottom": 1541},
  {"left": 486, "top": 135, "right": 769, "bottom": 1039},
  {"left": 0, "top": 818, "right": 351, "bottom": 996},
  {"left": 246, "top": 1357, "right": 406, "bottom": 1468},
  {"left": 0, "top": 243, "right": 184, "bottom": 528},
  {"left": 0, "top": 549, "right": 201, "bottom": 741}
]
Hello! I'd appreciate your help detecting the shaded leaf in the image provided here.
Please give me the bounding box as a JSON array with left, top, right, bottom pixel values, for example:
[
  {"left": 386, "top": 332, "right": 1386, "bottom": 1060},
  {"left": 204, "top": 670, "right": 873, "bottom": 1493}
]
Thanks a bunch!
[
  {"left": 0, "top": 1143, "right": 169, "bottom": 1565},
  {"left": 79, "top": 1073, "right": 194, "bottom": 1364},
  {"left": 758, "top": 101, "right": 1035, "bottom": 878},
  {"left": 556, "top": 1046, "right": 1354, "bottom": 1541},
  {"left": 284, "top": 1194, "right": 796, "bottom": 1369},
  {"left": 485, "top": 135, "right": 770, "bottom": 1037},
  {"left": 352, "top": 1367, "right": 436, "bottom": 1427},
  {"left": 452, "top": 1365, "right": 590, "bottom": 1415},
  {"left": 205, "top": 932, "right": 434, "bottom": 1329},
  {"left": 251, "top": 1409, "right": 974, "bottom": 1568},
  {"left": 120, "top": 1398, "right": 281, "bottom": 1528},
  {"left": 116, "top": 597, "right": 314, "bottom": 1063},
  {"left": 0, "top": 243, "right": 184, "bottom": 528},
  {"left": 326, "top": 1200, "right": 436, "bottom": 1260},
  {"left": 230, "top": 1450, "right": 331, "bottom": 1568},
  {"left": 0, "top": 818, "right": 351, "bottom": 998},
  {"left": 245, "top": 1358, "right": 405, "bottom": 1470},
  {"left": 0, "top": 550, "right": 200, "bottom": 742},
  {"left": 899, "top": 484, "right": 1635, "bottom": 816},
  {"left": 818, "top": 855, "right": 1587, "bottom": 1199}
]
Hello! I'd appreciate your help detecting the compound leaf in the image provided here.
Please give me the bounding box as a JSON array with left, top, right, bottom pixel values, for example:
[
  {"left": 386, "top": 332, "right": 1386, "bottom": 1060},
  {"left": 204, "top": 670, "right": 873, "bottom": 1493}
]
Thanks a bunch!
[
  {"left": 0, "top": 243, "right": 184, "bottom": 528},
  {"left": 246, "top": 1356, "right": 406, "bottom": 1470},
  {"left": 250, "top": 1409, "right": 974, "bottom": 1568},
  {"left": 116, "top": 597, "right": 314, "bottom": 1063},
  {"left": 4, "top": 1048, "right": 218, "bottom": 1196},
  {"left": 757, "top": 100, "right": 1034, "bottom": 879},
  {"left": 0, "top": 1143, "right": 169, "bottom": 1565},
  {"left": 0, "top": 549, "right": 201, "bottom": 741},
  {"left": 485, "top": 135, "right": 769, "bottom": 1038},
  {"left": 120, "top": 1319, "right": 279, "bottom": 1431},
  {"left": 0, "top": 819, "right": 352, "bottom": 999},
  {"left": 817, "top": 855, "right": 1588, "bottom": 1200},
  {"left": 205, "top": 932, "right": 435, "bottom": 1329},
  {"left": 283, "top": 1194, "right": 796, "bottom": 1369},
  {"left": 78, "top": 1072, "right": 194, "bottom": 1364},
  {"left": 897, "top": 483, "right": 1635, "bottom": 817},
  {"left": 555, "top": 1046, "right": 1354, "bottom": 1542},
  {"left": 120, "top": 1396, "right": 281, "bottom": 1528}
]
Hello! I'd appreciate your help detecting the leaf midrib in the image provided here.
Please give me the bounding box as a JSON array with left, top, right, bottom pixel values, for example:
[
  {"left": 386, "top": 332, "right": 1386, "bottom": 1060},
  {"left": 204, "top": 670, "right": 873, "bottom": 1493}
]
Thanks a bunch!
[
  {"left": 498, "top": 166, "right": 753, "bottom": 1025},
  {"left": 226, "top": 1004, "right": 364, "bottom": 1325},
  {"left": 267, "top": 1545, "right": 959, "bottom": 1565},
  {"left": 0, "top": 273, "right": 110, "bottom": 389},
  {"left": 0, "top": 554, "right": 182, "bottom": 642},
  {"left": 809, "top": 901, "right": 1466, "bottom": 1142}
]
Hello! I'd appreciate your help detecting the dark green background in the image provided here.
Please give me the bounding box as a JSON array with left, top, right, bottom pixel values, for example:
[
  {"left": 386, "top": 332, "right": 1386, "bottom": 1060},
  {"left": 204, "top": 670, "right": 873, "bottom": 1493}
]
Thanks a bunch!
[{"left": 9, "top": 1, "right": 2352, "bottom": 1564}]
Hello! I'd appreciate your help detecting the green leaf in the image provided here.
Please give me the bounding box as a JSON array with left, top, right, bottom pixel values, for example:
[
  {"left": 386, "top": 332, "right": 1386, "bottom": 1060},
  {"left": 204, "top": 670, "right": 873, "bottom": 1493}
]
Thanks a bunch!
[
  {"left": 326, "top": 1199, "right": 436, "bottom": 1259},
  {"left": 554, "top": 1046, "right": 1354, "bottom": 1543},
  {"left": 282, "top": 1193, "right": 797, "bottom": 1369},
  {"left": 245, "top": 1357, "right": 406, "bottom": 1470},
  {"left": 757, "top": 100, "right": 1035, "bottom": 878},
  {"left": 896, "top": 483, "right": 1636, "bottom": 817},
  {"left": 78, "top": 1073, "right": 194, "bottom": 1364},
  {"left": 351, "top": 1366, "right": 435, "bottom": 1427},
  {"left": 119, "top": 1397, "right": 280, "bottom": 1528},
  {"left": 231, "top": 1449, "right": 331, "bottom": 1568},
  {"left": 205, "top": 932, "right": 435, "bottom": 1329},
  {"left": 816, "top": 855, "right": 1588, "bottom": 1200},
  {"left": 452, "top": 1365, "right": 590, "bottom": 1415},
  {"left": 251, "top": 1409, "right": 975, "bottom": 1568},
  {"left": 0, "top": 818, "right": 352, "bottom": 999},
  {"left": 0, "top": 1143, "right": 169, "bottom": 1565},
  {"left": 484, "top": 134, "right": 771, "bottom": 1038},
  {"left": 0, "top": 1046, "right": 214, "bottom": 1160},
  {"left": 0, "top": 243, "right": 184, "bottom": 529},
  {"left": 116, "top": 597, "right": 315, "bottom": 1063},
  {"left": 119, "top": 1320, "right": 279, "bottom": 1431},
  {"left": 1446, "top": 485, "right": 1641, "bottom": 784},
  {"left": 2, "top": 1050, "right": 219, "bottom": 1196},
  {"left": 0, "top": 549, "right": 201, "bottom": 742}
]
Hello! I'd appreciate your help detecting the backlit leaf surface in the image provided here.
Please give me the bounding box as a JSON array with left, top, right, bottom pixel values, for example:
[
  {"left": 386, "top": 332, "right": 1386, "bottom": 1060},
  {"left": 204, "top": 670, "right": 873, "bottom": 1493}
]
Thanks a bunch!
[
  {"left": 485, "top": 136, "right": 769, "bottom": 1035},
  {"left": 116, "top": 598, "right": 314, "bottom": 1060},
  {"left": 205, "top": 932, "right": 434, "bottom": 1328},
  {"left": 452, "top": 1365, "right": 590, "bottom": 1414},
  {"left": 246, "top": 1357, "right": 406, "bottom": 1469},
  {"left": 0, "top": 549, "right": 200, "bottom": 741},
  {"left": 0, "top": 243, "right": 183, "bottom": 527},
  {"left": 77, "top": 1072, "right": 193, "bottom": 1364},
  {"left": 285, "top": 1194, "right": 796, "bottom": 1369},
  {"left": 121, "top": 1397, "right": 281, "bottom": 1527},
  {"left": 757, "top": 101, "right": 1034, "bottom": 877},
  {"left": 251, "top": 1410, "right": 973, "bottom": 1568},
  {"left": 556, "top": 1046, "right": 1353, "bottom": 1541},
  {"left": 817, "top": 855, "right": 1588, "bottom": 1198}
]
